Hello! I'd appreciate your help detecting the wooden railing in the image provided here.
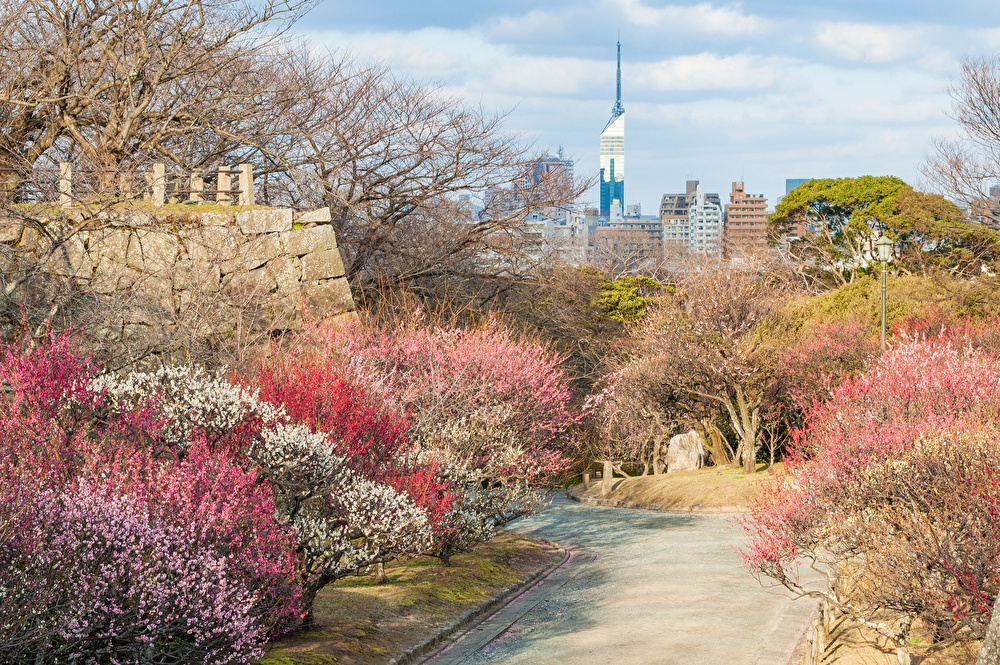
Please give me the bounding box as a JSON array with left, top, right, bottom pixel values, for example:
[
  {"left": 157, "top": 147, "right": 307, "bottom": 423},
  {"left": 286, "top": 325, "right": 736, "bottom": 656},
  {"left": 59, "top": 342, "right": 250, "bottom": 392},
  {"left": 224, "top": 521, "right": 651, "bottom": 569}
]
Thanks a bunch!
[{"left": 1, "top": 163, "right": 257, "bottom": 208}]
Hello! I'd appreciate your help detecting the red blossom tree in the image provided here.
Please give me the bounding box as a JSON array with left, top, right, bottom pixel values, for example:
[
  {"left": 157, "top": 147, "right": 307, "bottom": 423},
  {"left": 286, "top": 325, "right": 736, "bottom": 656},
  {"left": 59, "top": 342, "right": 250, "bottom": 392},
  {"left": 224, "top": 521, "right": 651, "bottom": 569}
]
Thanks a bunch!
[{"left": 742, "top": 336, "right": 1000, "bottom": 661}]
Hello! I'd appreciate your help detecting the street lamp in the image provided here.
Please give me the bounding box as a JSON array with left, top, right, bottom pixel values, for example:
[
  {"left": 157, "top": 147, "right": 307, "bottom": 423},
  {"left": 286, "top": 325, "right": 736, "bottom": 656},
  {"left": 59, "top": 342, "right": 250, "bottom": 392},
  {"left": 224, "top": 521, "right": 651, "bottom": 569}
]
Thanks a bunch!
[{"left": 875, "top": 234, "right": 893, "bottom": 352}]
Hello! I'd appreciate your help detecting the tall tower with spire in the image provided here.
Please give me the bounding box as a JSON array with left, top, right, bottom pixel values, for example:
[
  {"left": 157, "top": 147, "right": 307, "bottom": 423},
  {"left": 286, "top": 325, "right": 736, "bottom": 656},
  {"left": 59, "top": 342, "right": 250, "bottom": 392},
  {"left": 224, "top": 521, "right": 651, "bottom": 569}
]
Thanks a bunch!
[{"left": 600, "top": 39, "right": 625, "bottom": 218}]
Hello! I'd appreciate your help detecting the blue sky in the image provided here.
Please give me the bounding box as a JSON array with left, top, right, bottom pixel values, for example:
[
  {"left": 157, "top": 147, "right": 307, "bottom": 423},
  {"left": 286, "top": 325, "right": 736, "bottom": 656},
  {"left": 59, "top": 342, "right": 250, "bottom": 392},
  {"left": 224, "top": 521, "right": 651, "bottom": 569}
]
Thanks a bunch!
[{"left": 301, "top": 0, "right": 1000, "bottom": 212}]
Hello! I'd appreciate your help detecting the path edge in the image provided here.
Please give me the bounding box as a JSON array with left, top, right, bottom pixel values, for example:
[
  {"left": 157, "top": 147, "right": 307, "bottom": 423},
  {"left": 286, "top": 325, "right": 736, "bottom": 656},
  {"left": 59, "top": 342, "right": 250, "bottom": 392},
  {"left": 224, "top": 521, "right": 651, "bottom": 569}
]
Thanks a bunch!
[
  {"left": 565, "top": 488, "right": 746, "bottom": 514},
  {"left": 387, "top": 542, "right": 571, "bottom": 665}
]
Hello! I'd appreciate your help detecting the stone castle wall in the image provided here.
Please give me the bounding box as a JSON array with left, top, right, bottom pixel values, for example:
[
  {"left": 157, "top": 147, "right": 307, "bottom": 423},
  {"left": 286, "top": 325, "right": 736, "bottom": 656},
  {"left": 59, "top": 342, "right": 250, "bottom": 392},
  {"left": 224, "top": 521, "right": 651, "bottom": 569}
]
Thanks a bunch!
[{"left": 1, "top": 206, "right": 355, "bottom": 335}]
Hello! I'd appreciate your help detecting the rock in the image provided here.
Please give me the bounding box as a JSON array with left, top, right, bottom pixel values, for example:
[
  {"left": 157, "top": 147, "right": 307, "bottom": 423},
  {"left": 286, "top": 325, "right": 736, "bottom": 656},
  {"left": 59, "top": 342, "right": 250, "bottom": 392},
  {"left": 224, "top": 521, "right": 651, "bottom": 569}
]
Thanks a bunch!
[
  {"left": 179, "top": 226, "right": 244, "bottom": 265},
  {"left": 306, "top": 277, "right": 354, "bottom": 315},
  {"left": 667, "top": 430, "right": 705, "bottom": 473},
  {"left": 130, "top": 230, "right": 180, "bottom": 273},
  {"left": 0, "top": 220, "right": 23, "bottom": 243},
  {"left": 224, "top": 267, "right": 276, "bottom": 297},
  {"left": 236, "top": 209, "right": 292, "bottom": 235},
  {"left": 294, "top": 207, "right": 332, "bottom": 224},
  {"left": 172, "top": 261, "right": 220, "bottom": 293},
  {"left": 266, "top": 254, "right": 302, "bottom": 293},
  {"left": 284, "top": 226, "right": 336, "bottom": 256},
  {"left": 301, "top": 248, "right": 345, "bottom": 281},
  {"left": 236, "top": 234, "right": 284, "bottom": 272}
]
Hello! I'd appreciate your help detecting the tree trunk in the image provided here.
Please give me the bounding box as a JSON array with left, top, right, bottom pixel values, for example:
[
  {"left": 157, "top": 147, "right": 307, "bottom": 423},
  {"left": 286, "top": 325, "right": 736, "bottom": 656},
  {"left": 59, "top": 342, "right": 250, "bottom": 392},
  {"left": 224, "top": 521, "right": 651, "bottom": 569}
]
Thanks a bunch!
[
  {"left": 700, "top": 419, "right": 733, "bottom": 466},
  {"left": 374, "top": 562, "right": 388, "bottom": 584},
  {"left": 601, "top": 460, "right": 613, "bottom": 496},
  {"left": 978, "top": 593, "right": 1000, "bottom": 665}
]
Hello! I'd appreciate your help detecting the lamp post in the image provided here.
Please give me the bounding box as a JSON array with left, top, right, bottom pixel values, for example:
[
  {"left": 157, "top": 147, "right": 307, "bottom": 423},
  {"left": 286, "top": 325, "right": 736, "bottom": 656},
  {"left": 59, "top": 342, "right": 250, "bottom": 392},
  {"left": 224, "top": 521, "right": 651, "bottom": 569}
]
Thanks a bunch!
[{"left": 876, "top": 234, "right": 893, "bottom": 352}]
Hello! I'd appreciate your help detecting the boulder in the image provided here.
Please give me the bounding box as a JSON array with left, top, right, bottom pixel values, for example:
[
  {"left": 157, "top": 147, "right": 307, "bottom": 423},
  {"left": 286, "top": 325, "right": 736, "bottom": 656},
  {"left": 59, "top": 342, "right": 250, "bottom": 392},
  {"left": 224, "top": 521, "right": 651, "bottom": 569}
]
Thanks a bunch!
[{"left": 667, "top": 430, "right": 705, "bottom": 473}]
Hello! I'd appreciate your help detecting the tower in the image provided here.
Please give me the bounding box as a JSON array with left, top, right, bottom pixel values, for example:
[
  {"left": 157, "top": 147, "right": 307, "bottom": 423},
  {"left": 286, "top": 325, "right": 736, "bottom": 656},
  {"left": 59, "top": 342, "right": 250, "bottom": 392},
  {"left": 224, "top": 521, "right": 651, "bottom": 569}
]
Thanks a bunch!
[{"left": 600, "top": 40, "right": 625, "bottom": 218}]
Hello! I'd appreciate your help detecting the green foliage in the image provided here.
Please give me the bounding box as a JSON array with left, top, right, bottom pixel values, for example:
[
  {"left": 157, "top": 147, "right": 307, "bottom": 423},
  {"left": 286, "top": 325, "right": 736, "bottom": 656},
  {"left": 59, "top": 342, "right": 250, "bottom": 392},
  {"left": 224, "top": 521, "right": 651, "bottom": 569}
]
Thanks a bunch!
[
  {"left": 780, "top": 273, "right": 959, "bottom": 334},
  {"left": 771, "top": 175, "right": 908, "bottom": 235},
  {"left": 770, "top": 176, "right": 1000, "bottom": 285},
  {"left": 597, "top": 276, "right": 664, "bottom": 323}
]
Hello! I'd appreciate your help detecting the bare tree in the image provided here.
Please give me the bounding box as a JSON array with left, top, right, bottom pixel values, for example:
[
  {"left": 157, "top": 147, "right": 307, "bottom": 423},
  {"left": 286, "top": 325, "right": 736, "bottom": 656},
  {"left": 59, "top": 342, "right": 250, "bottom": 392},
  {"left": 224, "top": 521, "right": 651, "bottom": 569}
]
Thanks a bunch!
[
  {"left": 0, "top": 0, "right": 310, "bottom": 179},
  {"left": 924, "top": 56, "right": 1000, "bottom": 226}
]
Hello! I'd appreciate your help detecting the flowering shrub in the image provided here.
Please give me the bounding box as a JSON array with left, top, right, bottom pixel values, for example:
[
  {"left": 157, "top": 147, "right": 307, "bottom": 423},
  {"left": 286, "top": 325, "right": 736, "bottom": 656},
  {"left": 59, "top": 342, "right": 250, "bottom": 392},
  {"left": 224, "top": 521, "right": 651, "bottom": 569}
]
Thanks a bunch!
[
  {"left": 90, "top": 364, "right": 283, "bottom": 451},
  {"left": 266, "top": 313, "right": 578, "bottom": 558},
  {"left": 742, "top": 336, "right": 1000, "bottom": 655},
  {"left": 247, "top": 423, "right": 432, "bottom": 609},
  {"left": 4, "top": 483, "right": 266, "bottom": 665}
]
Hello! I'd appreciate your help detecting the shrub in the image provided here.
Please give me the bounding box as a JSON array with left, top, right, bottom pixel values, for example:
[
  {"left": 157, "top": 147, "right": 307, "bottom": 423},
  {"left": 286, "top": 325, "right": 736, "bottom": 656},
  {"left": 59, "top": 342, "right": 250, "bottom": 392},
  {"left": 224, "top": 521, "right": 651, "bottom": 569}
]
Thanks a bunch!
[
  {"left": 3, "top": 483, "right": 266, "bottom": 665},
  {"left": 273, "top": 313, "right": 578, "bottom": 558},
  {"left": 742, "top": 336, "right": 1000, "bottom": 656}
]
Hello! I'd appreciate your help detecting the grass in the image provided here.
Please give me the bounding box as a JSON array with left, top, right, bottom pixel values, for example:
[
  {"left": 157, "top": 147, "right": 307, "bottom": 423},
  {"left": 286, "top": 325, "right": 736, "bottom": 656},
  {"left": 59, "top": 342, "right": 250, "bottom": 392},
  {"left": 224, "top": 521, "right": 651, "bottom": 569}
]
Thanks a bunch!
[
  {"left": 260, "top": 531, "right": 563, "bottom": 665},
  {"left": 572, "top": 463, "right": 786, "bottom": 511}
]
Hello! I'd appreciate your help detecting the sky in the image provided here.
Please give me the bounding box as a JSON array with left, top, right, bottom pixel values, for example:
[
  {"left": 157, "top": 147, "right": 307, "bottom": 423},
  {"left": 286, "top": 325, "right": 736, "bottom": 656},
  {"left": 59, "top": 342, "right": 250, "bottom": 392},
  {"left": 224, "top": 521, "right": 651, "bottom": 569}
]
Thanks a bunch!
[{"left": 300, "top": 0, "right": 1000, "bottom": 213}]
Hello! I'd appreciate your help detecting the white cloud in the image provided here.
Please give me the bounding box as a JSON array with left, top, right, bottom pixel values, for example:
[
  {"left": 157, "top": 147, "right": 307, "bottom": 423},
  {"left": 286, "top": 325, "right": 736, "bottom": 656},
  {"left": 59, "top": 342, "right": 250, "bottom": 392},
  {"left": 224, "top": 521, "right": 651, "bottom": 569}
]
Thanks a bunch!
[
  {"left": 614, "top": 0, "right": 769, "bottom": 36},
  {"left": 814, "top": 22, "right": 930, "bottom": 63},
  {"left": 635, "top": 53, "right": 785, "bottom": 91},
  {"left": 490, "top": 57, "right": 603, "bottom": 95}
]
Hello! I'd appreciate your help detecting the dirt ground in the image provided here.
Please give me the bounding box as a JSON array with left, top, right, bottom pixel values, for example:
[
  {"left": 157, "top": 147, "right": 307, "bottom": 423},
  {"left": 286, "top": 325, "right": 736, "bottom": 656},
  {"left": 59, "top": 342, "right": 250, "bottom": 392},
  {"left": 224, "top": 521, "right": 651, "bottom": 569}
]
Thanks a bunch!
[
  {"left": 573, "top": 463, "right": 784, "bottom": 510},
  {"left": 798, "top": 615, "right": 981, "bottom": 665},
  {"left": 259, "top": 531, "right": 564, "bottom": 665}
]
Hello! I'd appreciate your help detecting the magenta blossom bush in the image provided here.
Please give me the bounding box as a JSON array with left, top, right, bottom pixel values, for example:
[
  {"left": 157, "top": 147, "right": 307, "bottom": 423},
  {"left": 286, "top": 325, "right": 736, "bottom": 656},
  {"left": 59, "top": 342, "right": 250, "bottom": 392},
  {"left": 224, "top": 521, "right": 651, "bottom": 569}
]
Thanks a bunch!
[
  {"left": 742, "top": 336, "right": 1000, "bottom": 654},
  {"left": 7, "top": 483, "right": 264, "bottom": 665}
]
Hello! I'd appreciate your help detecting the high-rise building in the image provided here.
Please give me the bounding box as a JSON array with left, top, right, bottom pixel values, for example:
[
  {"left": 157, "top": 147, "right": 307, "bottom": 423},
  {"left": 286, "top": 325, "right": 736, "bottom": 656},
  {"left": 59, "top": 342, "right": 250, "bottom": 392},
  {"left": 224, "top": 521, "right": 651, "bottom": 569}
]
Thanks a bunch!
[
  {"left": 688, "top": 182, "right": 723, "bottom": 257},
  {"left": 785, "top": 178, "right": 811, "bottom": 195},
  {"left": 724, "top": 182, "right": 769, "bottom": 255},
  {"left": 600, "top": 41, "right": 625, "bottom": 218},
  {"left": 660, "top": 180, "right": 722, "bottom": 255}
]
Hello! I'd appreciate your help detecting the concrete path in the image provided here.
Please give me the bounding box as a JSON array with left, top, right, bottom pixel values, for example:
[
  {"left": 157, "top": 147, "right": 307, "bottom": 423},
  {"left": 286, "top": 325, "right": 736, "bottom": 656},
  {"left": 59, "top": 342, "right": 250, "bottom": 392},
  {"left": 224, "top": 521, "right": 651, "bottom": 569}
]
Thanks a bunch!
[{"left": 422, "top": 496, "right": 817, "bottom": 665}]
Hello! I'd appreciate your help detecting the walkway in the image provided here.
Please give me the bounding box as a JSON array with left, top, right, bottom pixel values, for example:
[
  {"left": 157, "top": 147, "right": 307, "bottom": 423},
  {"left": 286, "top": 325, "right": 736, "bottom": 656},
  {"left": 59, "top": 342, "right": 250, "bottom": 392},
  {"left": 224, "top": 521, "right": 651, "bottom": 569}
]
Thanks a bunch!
[{"left": 422, "top": 496, "right": 817, "bottom": 665}]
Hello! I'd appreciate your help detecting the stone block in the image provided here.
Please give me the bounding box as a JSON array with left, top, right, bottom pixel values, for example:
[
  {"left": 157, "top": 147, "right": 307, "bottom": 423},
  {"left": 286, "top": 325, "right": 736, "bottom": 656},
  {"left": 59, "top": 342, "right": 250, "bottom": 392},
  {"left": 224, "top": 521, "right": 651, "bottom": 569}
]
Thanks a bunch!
[
  {"left": 236, "top": 208, "right": 292, "bottom": 235},
  {"left": 131, "top": 230, "right": 180, "bottom": 273},
  {"left": 667, "top": 430, "right": 705, "bottom": 473},
  {"left": 306, "top": 277, "right": 354, "bottom": 315},
  {"left": 294, "top": 207, "right": 332, "bottom": 224},
  {"left": 224, "top": 267, "right": 276, "bottom": 297},
  {"left": 268, "top": 294, "right": 302, "bottom": 331},
  {"left": 301, "top": 248, "right": 345, "bottom": 281},
  {"left": 0, "top": 220, "right": 23, "bottom": 243},
  {"left": 43, "top": 237, "right": 92, "bottom": 277},
  {"left": 198, "top": 212, "right": 235, "bottom": 226},
  {"left": 242, "top": 234, "right": 285, "bottom": 271},
  {"left": 285, "top": 226, "right": 336, "bottom": 256},
  {"left": 172, "top": 260, "right": 221, "bottom": 293},
  {"left": 266, "top": 255, "right": 302, "bottom": 293},
  {"left": 89, "top": 231, "right": 131, "bottom": 264},
  {"left": 179, "top": 226, "right": 244, "bottom": 265},
  {"left": 90, "top": 257, "right": 141, "bottom": 294},
  {"left": 113, "top": 210, "right": 154, "bottom": 227}
]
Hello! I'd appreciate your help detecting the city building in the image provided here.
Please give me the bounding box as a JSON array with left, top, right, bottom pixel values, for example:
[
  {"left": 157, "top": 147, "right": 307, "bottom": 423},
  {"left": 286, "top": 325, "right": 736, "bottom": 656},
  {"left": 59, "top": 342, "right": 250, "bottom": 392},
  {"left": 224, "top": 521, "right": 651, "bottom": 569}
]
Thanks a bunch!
[
  {"left": 688, "top": 182, "right": 723, "bottom": 257},
  {"left": 600, "top": 41, "right": 625, "bottom": 218},
  {"left": 660, "top": 180, "right": 722, "bottom": 255},
  {"left": 781, "top": 178, "right": 815, "bottom": 239},
  {"left": 723, "top": 182, "right": 769, "bottom": 255},
  {"left": 785, "top": 178, "right": 811, "bottom": 195}
]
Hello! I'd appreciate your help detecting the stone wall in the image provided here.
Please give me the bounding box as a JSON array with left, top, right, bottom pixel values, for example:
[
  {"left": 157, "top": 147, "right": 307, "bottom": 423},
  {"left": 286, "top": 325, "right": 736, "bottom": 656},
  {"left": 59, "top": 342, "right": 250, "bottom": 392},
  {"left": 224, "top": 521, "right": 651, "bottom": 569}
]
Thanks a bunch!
[{"left": 1, "top": 205, "right": 354, "bottom": 341}]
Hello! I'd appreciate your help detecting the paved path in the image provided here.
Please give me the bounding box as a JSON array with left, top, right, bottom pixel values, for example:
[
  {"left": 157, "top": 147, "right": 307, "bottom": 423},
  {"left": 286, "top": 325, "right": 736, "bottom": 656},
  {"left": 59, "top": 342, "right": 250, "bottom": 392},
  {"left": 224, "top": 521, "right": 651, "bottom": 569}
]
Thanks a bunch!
[{"left": 422, "top": 496, "right": 818, "bottom": 665}]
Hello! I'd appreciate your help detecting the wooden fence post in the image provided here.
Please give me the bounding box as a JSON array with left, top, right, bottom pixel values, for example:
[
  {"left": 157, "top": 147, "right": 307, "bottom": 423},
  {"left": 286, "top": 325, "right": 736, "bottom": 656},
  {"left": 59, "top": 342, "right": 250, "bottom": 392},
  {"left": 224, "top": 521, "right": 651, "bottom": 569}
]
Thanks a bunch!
[
  {"left": 151, "top": 163, "right": 165, "bottom": 207},
  {"left": 189, "top": 171, "right": 203, "bottom": 202},
  {"left": 217, "top": 166, "right": 231, "bottom": 204},
  {"left": 59, "top": 162, "right": 72, "bottom": 207},
  {"left": 237, "top": 163, "right": 254, "bottom": 206}
]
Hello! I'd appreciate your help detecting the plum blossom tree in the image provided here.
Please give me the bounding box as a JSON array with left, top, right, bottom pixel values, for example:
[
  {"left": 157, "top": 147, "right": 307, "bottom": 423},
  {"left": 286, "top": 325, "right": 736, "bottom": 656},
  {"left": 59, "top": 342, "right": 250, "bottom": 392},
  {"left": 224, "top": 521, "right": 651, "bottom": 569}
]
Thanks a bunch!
[
  {"left": 742, "top": 337, "right": 1000, "bottom": 662},
  {"left": 266, "top": 312, "right": 578, "bottom": 558}
]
